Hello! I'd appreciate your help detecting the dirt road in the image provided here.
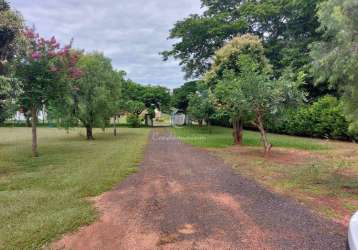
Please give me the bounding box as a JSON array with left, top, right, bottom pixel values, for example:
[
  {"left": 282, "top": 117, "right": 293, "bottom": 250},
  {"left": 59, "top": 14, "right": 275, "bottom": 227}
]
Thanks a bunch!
[{"left": 52, "top": 129, "right": 346, "bottom": 249}]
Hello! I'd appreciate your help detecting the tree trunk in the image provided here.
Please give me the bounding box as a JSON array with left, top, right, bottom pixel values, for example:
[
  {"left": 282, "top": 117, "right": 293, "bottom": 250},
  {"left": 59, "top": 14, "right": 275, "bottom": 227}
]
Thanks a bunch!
[
  {"left": 86, "top": 126, "right": 94, "bottom": 140},
  {"left": 31, "top": 106, "right": 38, "bottom": 157},
  {"left": 207, "top": 119, "right": 212, "bottom": 134},
  {"left": 144, "top": 114, "right": 148, "bottom": 126},
  {"left": 198, "top": 119, "right": 203, "bottom": 127},
  {"left": 113, "top": 115, "right": 117, "bottom": 137},
  {"left": 233, "top": 117, "right": 243, "bottom": 145},
  {"left": 24, "top": 111, "right": 31, "bottom": 127},
  {"left": 255, "top": 114, "right": 272, "bottom": 155},
  {"left": 25, "top": 116, "right": 31, "bottom": 127}
]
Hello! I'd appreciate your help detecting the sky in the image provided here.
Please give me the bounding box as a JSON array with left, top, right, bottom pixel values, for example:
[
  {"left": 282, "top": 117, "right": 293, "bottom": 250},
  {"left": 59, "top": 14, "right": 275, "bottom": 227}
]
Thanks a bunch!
[{"left": 11, "top": 0, "right": 202, "bottom": 89}]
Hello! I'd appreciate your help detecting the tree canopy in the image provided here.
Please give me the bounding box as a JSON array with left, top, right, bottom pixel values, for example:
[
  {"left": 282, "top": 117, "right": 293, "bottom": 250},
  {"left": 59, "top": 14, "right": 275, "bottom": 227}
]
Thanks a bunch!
[
  {"left": 162, "top": 0, "right": 333, "bottom": 99},
  {"left": 311, "top": 0, "right": 358, "bottom": 132},
  {"left": 171, "top": 80, "right": 199, "bottom": 112},
  {"left": 121, "top": 80, "right": 171, "bottom": 113},
  {"left": 0, "top": 0, "right": 23, "bottom": 74},
  {"left": 209, "top": 35, "right": 303, "bottom": 153},
  {"left": 187, "top": 89, "right": 215, "bottom": 127},
  {"left": 14, "top": 28, "right": 81, "bottom": 156},
  {"left": 141, "top": 85, "right": 171, "bottom": 112},
  {"left": 66, "top": 52, "right": 123, "bottom": 140}
]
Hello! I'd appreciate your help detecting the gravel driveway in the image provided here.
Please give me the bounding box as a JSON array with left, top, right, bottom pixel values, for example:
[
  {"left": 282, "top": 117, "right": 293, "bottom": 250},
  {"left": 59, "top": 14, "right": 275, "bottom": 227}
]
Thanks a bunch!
[{"left": 52, "top": 129, "right": 346, "bottom": 250}]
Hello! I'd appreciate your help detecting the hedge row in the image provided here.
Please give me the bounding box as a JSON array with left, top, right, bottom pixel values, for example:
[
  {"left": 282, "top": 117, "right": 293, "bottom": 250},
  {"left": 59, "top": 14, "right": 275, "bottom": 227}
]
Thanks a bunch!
[
  {"left": 266, "top": 96, "right": 356, "bottom": 140},
  {"left": 211, "top": 96, "right": 357, "bottom": 141}
]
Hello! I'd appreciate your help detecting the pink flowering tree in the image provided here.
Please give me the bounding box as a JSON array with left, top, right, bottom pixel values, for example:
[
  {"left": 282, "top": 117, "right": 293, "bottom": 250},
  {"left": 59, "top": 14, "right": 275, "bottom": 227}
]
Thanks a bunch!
[{"left": 15, "top": 27, "right": 82, "bottom": 157}]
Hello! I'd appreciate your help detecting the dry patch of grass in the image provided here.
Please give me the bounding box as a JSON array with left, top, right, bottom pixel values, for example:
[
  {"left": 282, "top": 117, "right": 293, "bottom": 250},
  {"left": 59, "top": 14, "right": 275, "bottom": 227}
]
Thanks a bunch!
[{"left": 212, "top": 142, "right": 358, "bottom": 227}]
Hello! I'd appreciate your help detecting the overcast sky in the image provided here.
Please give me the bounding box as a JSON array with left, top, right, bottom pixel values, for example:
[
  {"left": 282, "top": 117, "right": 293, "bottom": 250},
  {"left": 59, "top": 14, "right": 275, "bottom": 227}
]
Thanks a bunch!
[{"left": 11, "top": 0, "right": 202, "bottom": 89}]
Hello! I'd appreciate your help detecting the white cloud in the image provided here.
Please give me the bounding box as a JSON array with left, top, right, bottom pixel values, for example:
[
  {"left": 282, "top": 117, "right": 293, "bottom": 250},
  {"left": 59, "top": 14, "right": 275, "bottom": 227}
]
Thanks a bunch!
[{"left": 11, "top": 0, "right": 202, "bottom": 89}]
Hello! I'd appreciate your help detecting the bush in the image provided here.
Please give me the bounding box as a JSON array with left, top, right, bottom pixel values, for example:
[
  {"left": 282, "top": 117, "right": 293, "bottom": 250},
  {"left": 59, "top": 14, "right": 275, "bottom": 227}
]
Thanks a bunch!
[
  {"left": 127, "top": 114, "right": 142, "bottom": 128},
  {"left": 267, "top": 96, "right": 356, "bottom": 140}
]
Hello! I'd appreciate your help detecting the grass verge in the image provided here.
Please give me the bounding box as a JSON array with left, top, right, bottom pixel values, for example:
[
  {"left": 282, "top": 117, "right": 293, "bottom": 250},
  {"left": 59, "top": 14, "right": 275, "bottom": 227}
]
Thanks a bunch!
[
  {"left": 0, "top": 127, "right": 149, "bottom": 250},
  {"left": 172, "top": 126, "right": 328, "bottom": 150}
]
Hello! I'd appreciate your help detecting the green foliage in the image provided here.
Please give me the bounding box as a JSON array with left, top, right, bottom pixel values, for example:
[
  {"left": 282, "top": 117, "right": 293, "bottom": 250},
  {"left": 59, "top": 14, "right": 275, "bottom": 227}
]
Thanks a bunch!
[
  {"left": 142, "top": 85, "right": 171, "bottom": 112},
  {"left": 0, "top": 0, "right": 24, "bottom": 74},
  {"left": 121, "top": 80, "right": 171, "bottom": 113},
  {"left": 210, "top": 111, "right": 232, "bottom": 127},
  {"left": 126, "top": 100, "right": 145, "bottom": 116},
  {"left": 207, "top": 34, "right": 304, "bottom": 151},
  {"left": 126, "top": 114, "right": 142, "bottom": 128},
  {"left": 344, "top": 86, "right": 358, "bottom": 134},
  {"left": 267, "top": 96, "right": 355, "bottom": 140},
  {"left": 208, "top": 35, "right": 270, "bottom": 145},
  {"left": 163, "top": 0, "right": 329, "bottom": 99},
  {"left": 0, "top": 76, "right": 17, "bottom": 123},
  {"left": 125, "top": 100, "right": 145, "bottom": 128},
  {"left": 171, "top": 80, "right": 198, "bottom": 112},
  {"left": 15, "top": 28, "right": 80, "bottom": 112},
  {"left": 311, "top": 0, "right": 358, "bottom": 131},
  {"left": 206, "top": 34, "right": 272, "bottom": 87},
  {"left": 119, "top": 80, "right": 172, "bottom": 128},
  {"left": 209, "top": 35, "right": 301, "bottom": 127},
  {"left": 311, "top": 0, "right": 358, "bottom": 86},
  {"left": 187, "top": 89, "right": 215, "bottom": 124},
  {"left": 120, "top": 80, "right": 144, "bottom": 103},
  {"left": 60, "top": 52, "right": 122, "bottom": 131}
]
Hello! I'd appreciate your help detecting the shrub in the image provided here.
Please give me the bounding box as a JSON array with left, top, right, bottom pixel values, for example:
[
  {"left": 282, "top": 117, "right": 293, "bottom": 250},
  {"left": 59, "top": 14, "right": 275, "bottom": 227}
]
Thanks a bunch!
[
  {"left": 127, "top": 114, "right": 142, "bottom": 128},
  {"left": 267, "top": 96, "right": 355, "bottom": 140}
]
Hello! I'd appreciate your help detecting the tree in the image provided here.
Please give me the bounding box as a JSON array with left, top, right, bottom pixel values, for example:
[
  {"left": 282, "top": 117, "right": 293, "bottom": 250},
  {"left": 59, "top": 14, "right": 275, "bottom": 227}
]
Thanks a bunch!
[
  {"left": 126, "top": 100, "right": 146, "bottom": 116},
  {"left": 0, "top": 76, "right": 20, "bottom": 123},
  {"left": 142, "top": 85, "right": 171, "bottom": 112},
  {"left": 171, "top": 81, "right": 198, "bottom": 112},
  {"left": 206, "top": 34, "right": 271, "bottom": 145},
  {"left": 66, "top": 52, "right": 122, "bottom": 140},
  {"left": 187, "top": 90, "right": 215, "bottom": 127},
  {"left": 0, "top": 0, "right": 24, "bottom": 74},
  {"left": 310, "top": 0, "right": 358, "bottom": 131},
  {"left": 162, "top": 0, "right": 330, "bottom": 99},
  {"left": 0, "top": 77, "right": 11, "bottom": 123},
  {"left": 209, "top": 35, "right": 303, "bottom": 153},
  {"left": 120, "top": 81, "right": 171, "bottom": 127},
  {"left": 0, "top": 1, "right": 23, "bottom": 123},
  {"left": 126, "top": 100, "right": 145, "bottom": 128},
  {"left": 121, "top": 80, "right": 170, "bottom": 113},
  {"left": 121, "top": 80, "right": 145, "bottom": 103},
  {"left": 14, "top": 28, "right": 81, "bottom": 156}
]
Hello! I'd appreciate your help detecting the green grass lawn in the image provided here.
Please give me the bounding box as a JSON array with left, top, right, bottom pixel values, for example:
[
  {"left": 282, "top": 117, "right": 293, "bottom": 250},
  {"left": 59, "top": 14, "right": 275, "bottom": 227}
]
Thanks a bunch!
[
  {"left": 0, "top": 127, "right": 149, "bottom": 250},
  {"left": 172, "top": 126, "right": 328, "bottom": 150}
]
